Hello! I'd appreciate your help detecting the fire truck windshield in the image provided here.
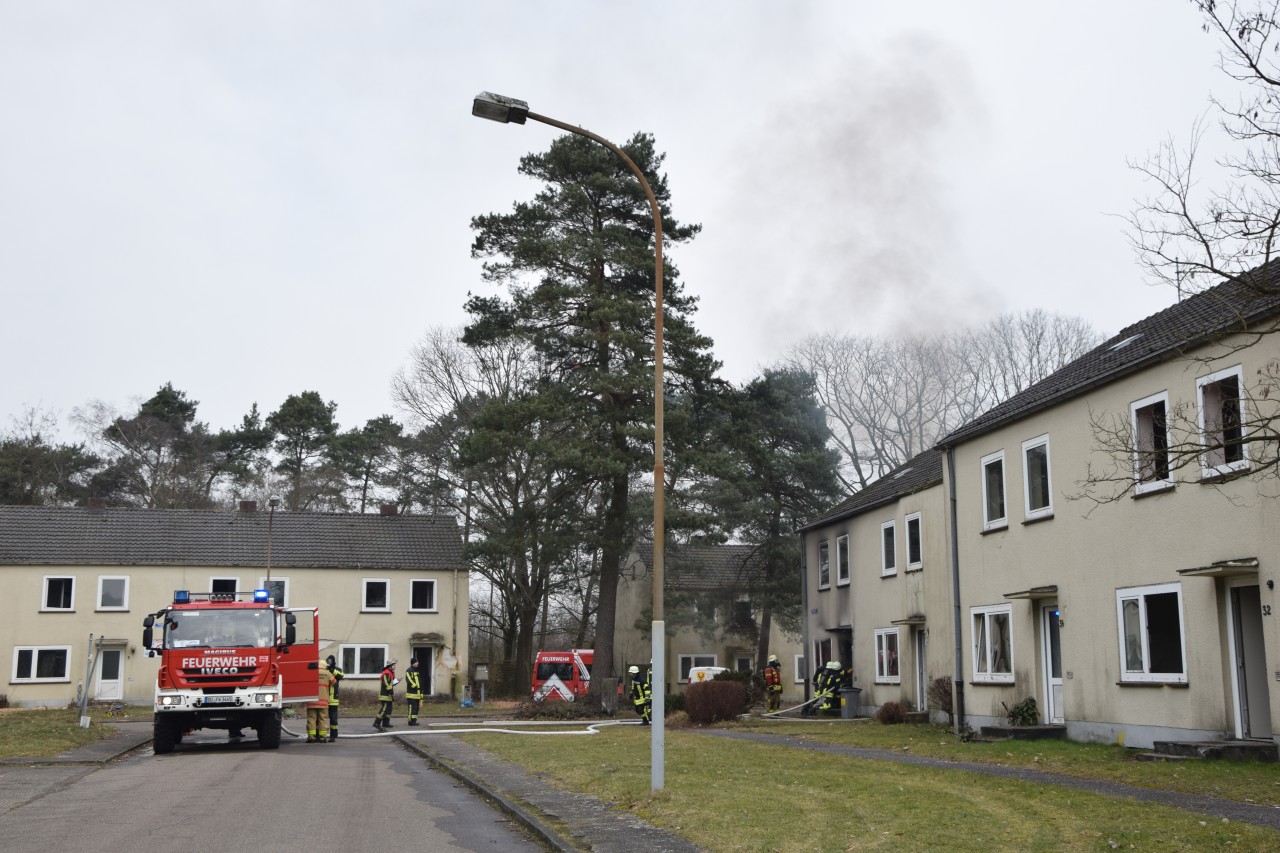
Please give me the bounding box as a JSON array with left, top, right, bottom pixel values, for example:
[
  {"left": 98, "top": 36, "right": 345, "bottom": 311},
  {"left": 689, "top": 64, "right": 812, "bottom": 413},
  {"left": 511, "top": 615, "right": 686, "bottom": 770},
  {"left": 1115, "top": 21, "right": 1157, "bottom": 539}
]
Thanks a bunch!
[{"left": 164, "top": 608, "right": 276, "bottom": 649}]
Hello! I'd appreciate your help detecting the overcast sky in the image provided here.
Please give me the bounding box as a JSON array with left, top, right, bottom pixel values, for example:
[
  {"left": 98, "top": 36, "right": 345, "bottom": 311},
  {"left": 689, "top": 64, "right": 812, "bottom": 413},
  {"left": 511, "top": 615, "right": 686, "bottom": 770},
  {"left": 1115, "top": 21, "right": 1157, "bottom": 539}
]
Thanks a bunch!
[{"left": 0, "top": 1, "right": 1236, "bottom": 439}]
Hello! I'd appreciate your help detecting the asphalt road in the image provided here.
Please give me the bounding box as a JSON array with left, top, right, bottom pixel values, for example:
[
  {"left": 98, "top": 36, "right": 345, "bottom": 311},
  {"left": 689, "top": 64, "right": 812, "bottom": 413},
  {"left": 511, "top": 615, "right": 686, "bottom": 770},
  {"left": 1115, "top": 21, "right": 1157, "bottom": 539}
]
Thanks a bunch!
[{"left": 0, "top": 729, "right": 548, "bottom": 852}]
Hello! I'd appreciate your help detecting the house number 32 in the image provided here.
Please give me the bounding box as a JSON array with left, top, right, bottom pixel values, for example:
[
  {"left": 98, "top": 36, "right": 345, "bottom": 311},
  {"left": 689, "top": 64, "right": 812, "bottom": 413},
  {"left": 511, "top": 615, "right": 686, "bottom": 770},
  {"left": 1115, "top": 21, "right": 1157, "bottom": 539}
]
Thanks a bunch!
[{"left": 1264, "top": 605, "right": 1273, "bottom": 616}]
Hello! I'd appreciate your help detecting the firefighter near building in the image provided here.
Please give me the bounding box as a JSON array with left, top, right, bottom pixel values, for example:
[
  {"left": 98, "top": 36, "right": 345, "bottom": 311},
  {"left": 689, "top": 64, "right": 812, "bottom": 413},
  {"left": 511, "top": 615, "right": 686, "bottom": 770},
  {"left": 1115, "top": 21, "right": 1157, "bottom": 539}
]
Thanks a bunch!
[{"left": 142, "top": 589, "right": 320, "bottom": 754}]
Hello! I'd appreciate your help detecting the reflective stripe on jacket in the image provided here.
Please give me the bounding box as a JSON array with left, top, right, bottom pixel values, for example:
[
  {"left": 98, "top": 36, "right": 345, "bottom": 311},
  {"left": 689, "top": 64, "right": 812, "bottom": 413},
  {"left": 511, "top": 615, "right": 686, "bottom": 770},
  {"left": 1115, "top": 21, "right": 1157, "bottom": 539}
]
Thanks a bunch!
[{"left": 404, "top": 670, "right": 422, "bottom": 699}]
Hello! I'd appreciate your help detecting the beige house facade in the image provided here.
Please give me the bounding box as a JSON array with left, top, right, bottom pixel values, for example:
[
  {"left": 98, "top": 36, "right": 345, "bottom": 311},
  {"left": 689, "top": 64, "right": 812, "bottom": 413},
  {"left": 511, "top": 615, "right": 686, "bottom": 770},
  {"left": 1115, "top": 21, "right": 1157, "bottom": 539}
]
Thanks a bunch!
[
  {"left": 1, "top": 503, "right": 467, "bottom": 708},
  {"left": 617, "top": 544, "right": 805, "bottom": 701},
  {"left": 804, "top": 267, "right": 1280, "bottom": 749},
  {"left": 800, "top": 451, "right": 951, "bottom": 716}
]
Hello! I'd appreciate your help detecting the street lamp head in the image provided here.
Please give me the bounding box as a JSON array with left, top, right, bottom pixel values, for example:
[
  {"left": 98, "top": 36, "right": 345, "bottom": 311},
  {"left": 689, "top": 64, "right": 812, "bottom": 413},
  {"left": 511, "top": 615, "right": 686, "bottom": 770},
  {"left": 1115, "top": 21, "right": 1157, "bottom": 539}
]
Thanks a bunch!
[
  {"left": 472, "top": 91, "right": 529, "bottom": 125},
  {"left": 268, "top": 497, "right": 280, "bottom": 509}
]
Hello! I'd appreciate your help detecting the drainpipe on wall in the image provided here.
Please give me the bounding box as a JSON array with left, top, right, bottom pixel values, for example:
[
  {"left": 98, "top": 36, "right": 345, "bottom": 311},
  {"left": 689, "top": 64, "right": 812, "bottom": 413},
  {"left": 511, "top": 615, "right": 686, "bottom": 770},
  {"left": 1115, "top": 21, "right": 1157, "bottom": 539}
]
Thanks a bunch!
[
  {"left": 799, "top": 530, "right": 810, "bottom": 704},
  {"left": 945, "top": 446, "right": 965, "bottom": 736}
]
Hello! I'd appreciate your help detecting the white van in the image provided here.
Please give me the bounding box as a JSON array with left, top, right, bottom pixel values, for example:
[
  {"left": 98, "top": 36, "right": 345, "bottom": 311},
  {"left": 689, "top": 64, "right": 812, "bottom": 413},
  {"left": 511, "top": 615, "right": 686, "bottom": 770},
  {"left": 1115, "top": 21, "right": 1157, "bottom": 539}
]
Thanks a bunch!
[{"left": 686, "top": 665, "right": 729, "bottom": 685}]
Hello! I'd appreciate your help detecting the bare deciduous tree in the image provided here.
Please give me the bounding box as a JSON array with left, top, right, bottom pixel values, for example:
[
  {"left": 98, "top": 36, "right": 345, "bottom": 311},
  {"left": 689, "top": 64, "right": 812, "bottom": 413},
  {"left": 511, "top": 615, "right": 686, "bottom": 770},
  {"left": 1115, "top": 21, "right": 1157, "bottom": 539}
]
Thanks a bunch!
[
  {"left": 784, "top": 311, "right": 1101, "bottom": 492},
  {"left": 1127, "top": 1, "right": 1280, "bottom": 297}
]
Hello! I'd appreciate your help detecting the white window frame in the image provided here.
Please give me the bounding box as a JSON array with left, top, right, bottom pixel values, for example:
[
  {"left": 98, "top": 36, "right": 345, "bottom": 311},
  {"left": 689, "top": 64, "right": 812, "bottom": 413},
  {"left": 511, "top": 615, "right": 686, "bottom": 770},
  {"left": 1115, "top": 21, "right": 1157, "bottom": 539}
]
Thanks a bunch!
[
  {"left": 874, "top": 627, "right": 901, "bottom": 684},
  {"left": 835, "top": 535, "right": 850, "bottom": 586},
  {"left": 817, "top": 540, "right": 831, "bottom": 590},
  {"left": 1021, "top": 434, "right": 1053, "bottom": 521},
  {"left": 793, "top": 654, "right": 806, "bottom": 684},
  {"left": 362, "top": 578, "right": 392, "bottom": 613},
  {"left": 880, "top": 520, "right": 897, "bottom": 576},
  {"left": 1131, "top": 391, "right": 1172, "bottom": 494},
  {"left": 734, "top": 654, "right": 753, "bottom": 673},
  {"left": 905, "top": 512, "right": 923, "bottom": 571},
  {"left": 258, "top": 577, "right": 289, "bottom": 607},
  {"left": 971, "top": 604, "right": 1014, "bottom": 684},
  {"left": 340, "top": 643, "right": 391, "bottom": 678},
  {"left": 409, "top": 578, "right": 438, "bottom": 613},
  {"left": 96, "top": 576, "right": 129, "bottom": 611},
  {"left": 980, "top": 450, "right": 1007, "bottom": 531},
  {"left": 678, "top": 653, "right": 718, "bottom": 683},
  {"left": 12, "top": 645, "right": 73, "bottom": 682},
  {"left": 1197, "top": 365, "right": 1249, "bottom": 478},
  {"left": 41, "top": 575, "right": 75, "bottom": 611},
  {"left": 1116, "top": 582, "right": 1187, "bottom": 684}
]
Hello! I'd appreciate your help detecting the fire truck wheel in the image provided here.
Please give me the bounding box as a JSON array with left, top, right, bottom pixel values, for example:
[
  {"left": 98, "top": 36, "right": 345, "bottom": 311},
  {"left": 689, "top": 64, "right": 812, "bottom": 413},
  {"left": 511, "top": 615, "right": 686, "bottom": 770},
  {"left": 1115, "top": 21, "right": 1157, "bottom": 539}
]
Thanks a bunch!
[
  {"left": 153, "top": 716, "right": 182, "bottom": 755},
  {"left": 257, "top": 711, "right": 282, "bottom": 750}
]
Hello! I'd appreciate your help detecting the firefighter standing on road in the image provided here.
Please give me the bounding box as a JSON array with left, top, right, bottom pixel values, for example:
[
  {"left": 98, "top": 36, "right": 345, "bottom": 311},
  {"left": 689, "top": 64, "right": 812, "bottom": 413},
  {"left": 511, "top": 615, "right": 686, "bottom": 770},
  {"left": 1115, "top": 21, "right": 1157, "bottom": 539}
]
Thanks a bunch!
[
  {"left": 404, "top": 657, "right": 423, "bottom": 726},
  {"left": 374, "top": 659, "right": 398, "bottom": 730},
  {"left": 764, "top": 654, "right": 783, "bottom": 712},
  {"left": 326, "top": 654, "right": 344, "bottom": 741},
  {"left": 308, "top": 660, "right": 337, "bottom": 743},
  {"left": 629, "top": 665, "right": 652, "bottom": 725}
]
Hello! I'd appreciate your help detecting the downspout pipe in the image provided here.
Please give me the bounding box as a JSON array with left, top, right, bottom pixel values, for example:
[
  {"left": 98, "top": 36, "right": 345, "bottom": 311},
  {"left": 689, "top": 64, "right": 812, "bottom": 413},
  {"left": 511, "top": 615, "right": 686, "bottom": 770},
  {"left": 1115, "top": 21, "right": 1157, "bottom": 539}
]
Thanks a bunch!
[
  {"left": 799, "top": 530, "right": 810, "bottom": 705},
  {"left": 945, "top": 445, "right": 965, "bottom": 736}
]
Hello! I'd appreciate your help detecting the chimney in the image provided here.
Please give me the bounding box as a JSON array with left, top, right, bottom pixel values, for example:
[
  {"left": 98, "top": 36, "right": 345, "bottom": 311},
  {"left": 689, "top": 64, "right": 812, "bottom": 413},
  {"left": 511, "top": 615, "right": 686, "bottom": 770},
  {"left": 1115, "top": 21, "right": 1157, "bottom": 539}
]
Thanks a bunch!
[
  {"left": 379, "top": 503, "right": 398, "bottom": 516},
  {"left": 87, "top": 497, "right": 106, "bottom": 511},
  {"left": 240, "top": 500, "right": 257, "bottom": 512}
]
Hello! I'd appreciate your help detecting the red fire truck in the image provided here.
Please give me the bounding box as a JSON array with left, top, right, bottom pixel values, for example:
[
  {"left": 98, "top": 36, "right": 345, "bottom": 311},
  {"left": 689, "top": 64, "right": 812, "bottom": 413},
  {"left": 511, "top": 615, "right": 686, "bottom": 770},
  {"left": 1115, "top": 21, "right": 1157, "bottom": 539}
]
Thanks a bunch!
[
  {"left": 142, "top": 589, "right": 319, "bottom": 754},
  {"left": 531, "top": 648, "right": 593, "bottom": 701}
]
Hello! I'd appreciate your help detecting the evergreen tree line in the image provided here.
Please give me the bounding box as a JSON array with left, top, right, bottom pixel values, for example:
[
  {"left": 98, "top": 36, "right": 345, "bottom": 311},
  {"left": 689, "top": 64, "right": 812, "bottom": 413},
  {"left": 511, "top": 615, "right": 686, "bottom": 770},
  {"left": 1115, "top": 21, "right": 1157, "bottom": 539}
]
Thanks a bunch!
[{"left": 1, "top": 386, "right": 412, "bottom": 514}]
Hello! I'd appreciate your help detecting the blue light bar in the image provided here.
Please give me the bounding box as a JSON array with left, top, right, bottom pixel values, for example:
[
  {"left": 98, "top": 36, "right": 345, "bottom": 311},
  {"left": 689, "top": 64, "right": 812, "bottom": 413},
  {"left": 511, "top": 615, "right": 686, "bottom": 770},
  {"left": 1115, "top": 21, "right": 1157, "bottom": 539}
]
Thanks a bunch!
[
  {"left": 174, "top": 590, "right": 190, "bottom": 604},
  {"left": 253, "top": 588, "right": 271, "bottom": 603}
]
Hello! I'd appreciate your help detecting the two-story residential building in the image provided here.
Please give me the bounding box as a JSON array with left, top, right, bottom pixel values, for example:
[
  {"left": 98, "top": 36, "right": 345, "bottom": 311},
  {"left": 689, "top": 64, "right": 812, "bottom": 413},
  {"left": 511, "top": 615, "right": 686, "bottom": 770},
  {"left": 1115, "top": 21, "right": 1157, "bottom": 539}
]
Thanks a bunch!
[
  {"left": 617, "top": 543, "right": 805, "bottom": 701},
  {"left": 938, "top": 270, "right": 1280, "bottom": 748},
  {"left": 1, "top": 501, "right": 467, "bottom": 708},
  {"left": 799, "top": 450, "right": 949, "bottom": 716},
  {"left": 805, "top": 265, "right": 1280, "bottom": 748}
]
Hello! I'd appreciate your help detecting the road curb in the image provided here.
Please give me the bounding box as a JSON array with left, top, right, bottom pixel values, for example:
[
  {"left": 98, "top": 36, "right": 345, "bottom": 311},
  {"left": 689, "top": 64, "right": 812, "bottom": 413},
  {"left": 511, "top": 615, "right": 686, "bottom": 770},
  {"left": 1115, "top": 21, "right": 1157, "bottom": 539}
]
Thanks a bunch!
[{"left": 396, "top": 735, "right": 579, "bottom": 853}]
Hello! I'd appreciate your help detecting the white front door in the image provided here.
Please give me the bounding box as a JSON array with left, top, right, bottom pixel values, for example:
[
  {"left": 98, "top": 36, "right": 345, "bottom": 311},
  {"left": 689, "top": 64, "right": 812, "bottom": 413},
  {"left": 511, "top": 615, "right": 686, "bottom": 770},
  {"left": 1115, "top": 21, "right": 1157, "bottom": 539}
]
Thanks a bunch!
[
  {"left": 94, "top": 648, "right": 123, "bottom": 701},
  {"left": 1230, "top": 585, "right": 1272, "bottom": 739},
  {"left": 1041, "top": 605, "right": 1063, "bottom": 724}
]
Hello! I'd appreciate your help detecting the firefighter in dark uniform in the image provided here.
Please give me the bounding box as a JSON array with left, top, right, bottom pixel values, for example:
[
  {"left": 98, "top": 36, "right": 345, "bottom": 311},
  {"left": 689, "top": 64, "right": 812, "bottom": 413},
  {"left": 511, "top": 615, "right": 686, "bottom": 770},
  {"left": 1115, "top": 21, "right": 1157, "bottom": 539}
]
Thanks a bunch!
[
  {"left": 629, "top": 665, "right": 652, "bottom": 725},
  {"left": 374, "top": 658, "right": 398, "bottom": 730},
  {"left": 814, "top": 660, "right": 842, "bottom": 715},
  {"left": 404, "top": 657, "right": 423, "bottom": 726},
  {"left": 326, "top": 654, "right": 344, "bottom": 741}
]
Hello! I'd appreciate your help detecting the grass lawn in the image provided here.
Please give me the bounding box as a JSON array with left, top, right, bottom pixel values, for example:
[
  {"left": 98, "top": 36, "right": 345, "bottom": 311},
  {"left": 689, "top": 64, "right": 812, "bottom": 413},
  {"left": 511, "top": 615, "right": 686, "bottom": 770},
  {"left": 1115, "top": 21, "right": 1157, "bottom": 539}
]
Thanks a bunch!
[
  {"left": 454, "top": 718, "right": 1280, "bottom": 852},
  {"left": 0, "top": 708, "right": 117, "bottom": 759}
]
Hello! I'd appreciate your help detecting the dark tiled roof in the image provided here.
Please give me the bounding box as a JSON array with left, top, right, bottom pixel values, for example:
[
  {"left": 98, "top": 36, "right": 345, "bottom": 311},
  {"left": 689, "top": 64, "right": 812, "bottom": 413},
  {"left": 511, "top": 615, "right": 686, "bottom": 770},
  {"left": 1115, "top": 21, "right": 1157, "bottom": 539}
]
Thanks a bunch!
[
  {"left": 800, "top": 448, "right": 944, "bottom": 531},
  {"left": 940, "top": 262, "right": 1280, "bottom": 446},
  {"left": 0, "top": 506, "right": 464, "bottom": 570},
  {"left": 634, "top": 542, "right": 764, "bottom": 589}
]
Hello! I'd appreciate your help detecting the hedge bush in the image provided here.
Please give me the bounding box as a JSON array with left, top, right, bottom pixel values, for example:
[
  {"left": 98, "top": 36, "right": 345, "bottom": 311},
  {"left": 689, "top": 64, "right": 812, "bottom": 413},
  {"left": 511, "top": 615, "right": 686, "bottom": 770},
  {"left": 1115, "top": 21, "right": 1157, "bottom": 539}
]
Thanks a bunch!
[
  {"left": 874, "top": 700, "right": 908, "bottom": 724},
  {"left": 685, "top": 680, "right": 748, "bottom": 725}
]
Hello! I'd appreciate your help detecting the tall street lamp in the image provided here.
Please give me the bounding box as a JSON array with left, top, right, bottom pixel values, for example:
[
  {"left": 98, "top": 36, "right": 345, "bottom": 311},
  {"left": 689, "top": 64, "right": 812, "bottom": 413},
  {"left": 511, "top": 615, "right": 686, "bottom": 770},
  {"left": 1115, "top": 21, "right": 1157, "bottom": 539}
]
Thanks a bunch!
[{"left": 472, "top": 91, "right": 667, "bottom": 790}]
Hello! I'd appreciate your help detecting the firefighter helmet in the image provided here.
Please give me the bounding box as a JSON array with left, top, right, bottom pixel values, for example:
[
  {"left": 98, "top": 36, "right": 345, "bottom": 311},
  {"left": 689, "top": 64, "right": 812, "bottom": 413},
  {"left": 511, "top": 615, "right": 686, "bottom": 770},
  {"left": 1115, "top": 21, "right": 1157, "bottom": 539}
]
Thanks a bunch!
[
  {"left": 825, "top": 660, "right": 842, "bottom": 670},
  {"left": 768, "top": 655, "right": 779, "bottom": 664},
  {"left": 628, "top": 666, "right": 639, "bottom": 674}
]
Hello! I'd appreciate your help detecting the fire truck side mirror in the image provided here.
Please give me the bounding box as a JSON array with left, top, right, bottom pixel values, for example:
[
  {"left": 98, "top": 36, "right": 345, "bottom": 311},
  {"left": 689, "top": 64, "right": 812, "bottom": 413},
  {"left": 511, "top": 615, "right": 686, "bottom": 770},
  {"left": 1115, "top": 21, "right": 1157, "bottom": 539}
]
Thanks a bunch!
[
  {"left": 142, "top": 614, "right": 154, "bottom": 650},
  {"left": 283, "top": 612, "right": 297, "bottom": 646}
]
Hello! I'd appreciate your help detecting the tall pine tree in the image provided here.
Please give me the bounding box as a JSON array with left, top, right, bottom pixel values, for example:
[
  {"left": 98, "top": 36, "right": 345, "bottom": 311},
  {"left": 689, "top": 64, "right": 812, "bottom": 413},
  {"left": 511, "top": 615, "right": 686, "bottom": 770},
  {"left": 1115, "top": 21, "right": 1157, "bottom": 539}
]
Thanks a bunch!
[{"left": 465, "top": 131, "right": 719, "bottom": 691}]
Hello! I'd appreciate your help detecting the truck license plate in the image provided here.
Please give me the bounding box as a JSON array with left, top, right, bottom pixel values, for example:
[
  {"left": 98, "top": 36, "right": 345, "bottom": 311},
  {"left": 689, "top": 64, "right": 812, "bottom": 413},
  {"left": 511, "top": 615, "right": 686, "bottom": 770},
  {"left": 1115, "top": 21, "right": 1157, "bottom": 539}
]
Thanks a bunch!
[{"left": 202, "top": 695, "right": 236, "bottom": 704}]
